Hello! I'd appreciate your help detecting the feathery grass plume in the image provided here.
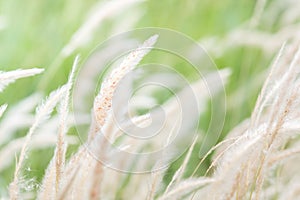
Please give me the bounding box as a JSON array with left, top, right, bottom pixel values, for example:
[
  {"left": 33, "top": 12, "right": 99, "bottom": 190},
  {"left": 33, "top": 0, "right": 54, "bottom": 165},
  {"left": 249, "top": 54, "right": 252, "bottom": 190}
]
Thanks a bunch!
[
  {"left": 37, "top": 56, "right": 79, "bottom": 199},
  {"left": 205, "top": 115, "right": 300, "bottom": 197},
  {"left": 0, "top": 68, "right": 44, "bottom": 92},
  {"left": 88, "top": 34, "right": 158, "bottom": 200},
  {"left": 197, "top": 43, "right": 300, "bottom": 199},
  {"left": 0, "top": 104, "right": 7, "bottom": 118},
  {"left": 250, "top": 43, "right": 287, "bottom": 128},
  {"left": 164, "top": 136, "right": 198, "bottom": 195},
  {"left": 9, "top": 85, "right": 68, "bottom": 200},
  {"left": 72, "top": 38, "right": 137, "bottom": 112},
  {"left": 254, "top": 73, "right": 300, "bottom": 199},
  {"left": 91, "top": 34, "right": 158, "bottom": 138},
  {"left": 56, "top": 131, "right": 95, "bottom": 197},
  {"left": 55, "top": 56, "right": 79, "bottom": 192}
]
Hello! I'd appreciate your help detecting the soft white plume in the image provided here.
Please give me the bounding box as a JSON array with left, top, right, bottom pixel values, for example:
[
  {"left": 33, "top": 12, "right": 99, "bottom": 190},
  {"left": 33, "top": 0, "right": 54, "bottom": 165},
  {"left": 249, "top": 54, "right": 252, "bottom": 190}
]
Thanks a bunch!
[
  {"left": 0, "top": 104, "right": 7, "bottom": 118},
  {"left": 0, "top": 68, "right": 44, "bottom": 92},
  {"left": 9, "top": 85, "right": 67, "bottom": 199}
]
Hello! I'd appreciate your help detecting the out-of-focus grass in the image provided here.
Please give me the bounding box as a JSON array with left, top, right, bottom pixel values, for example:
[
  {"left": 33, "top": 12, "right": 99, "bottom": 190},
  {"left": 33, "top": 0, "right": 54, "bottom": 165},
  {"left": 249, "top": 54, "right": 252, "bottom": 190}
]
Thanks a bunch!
[
  {"left": 0, "top": 0, "right": 255, "bottom": 94},
  {"left": 0, "top": 0, "right": 259, "bottom": 132},
  {"left": 0, "top": 0, "right": 269, "bottom": 192}
]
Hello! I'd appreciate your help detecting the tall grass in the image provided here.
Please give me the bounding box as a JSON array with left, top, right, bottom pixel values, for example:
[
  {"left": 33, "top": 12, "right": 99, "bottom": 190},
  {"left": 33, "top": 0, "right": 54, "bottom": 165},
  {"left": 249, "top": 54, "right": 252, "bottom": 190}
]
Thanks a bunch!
[{"left": 1, "top": 0, "right": 300, "bottom": 199}]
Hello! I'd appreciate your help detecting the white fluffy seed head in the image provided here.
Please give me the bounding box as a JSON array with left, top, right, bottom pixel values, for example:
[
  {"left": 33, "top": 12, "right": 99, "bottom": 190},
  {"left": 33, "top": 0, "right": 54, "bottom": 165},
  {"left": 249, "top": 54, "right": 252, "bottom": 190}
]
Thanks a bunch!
[
  {"left": 0, "top": 68, "right": 44, "bottom": 92},
  {"left": 93, "top": 35, "right": 158, "bottom": 128}
]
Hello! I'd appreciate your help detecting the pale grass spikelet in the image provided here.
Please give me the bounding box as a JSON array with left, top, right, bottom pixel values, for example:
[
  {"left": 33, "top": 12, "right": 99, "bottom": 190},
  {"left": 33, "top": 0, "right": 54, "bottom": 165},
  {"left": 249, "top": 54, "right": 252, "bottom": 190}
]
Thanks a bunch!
[
  {"left": 250, "top": 42, "right": 287, "bottom": 128},
  {"left": 35, "top": 85, "right": 68, "bottom": 123},
  {"left": 9, "top": 85, "right": 68, "bottom": 199},
  {"left": 55, "top": 148, "right": 85, "bottom": 198},
  {"left": 37, "top": 56, "right": 80, "bottom": 199},
  {"left": 252, "top": 44, "right": 300, "bottom": 163},
  {"left": 0, "top": 68, "right": 44, "bottom": 92},
  {"left": 92, "top": 34, "right": 158, "bottom": 137},
  {"left": 58, "top": 56, "right": 80, "bottom": 135},
  {"left": 157, "top": 178, "right": 215, "bottom": 200},
  {"left": 72, "top": 37, "right": 137, "bottom": 112},
  {"left": 55, "top": 56, "right": 79, "bottom": 191},
  {"left": 207, "top": 133, "right": 264, "bottom": 199},
  {"left": 164, "top": 136, "right": 198, "bottom": 194},
  {"left": 0, "top": 104, "right": 7, "bottom": 118}
]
